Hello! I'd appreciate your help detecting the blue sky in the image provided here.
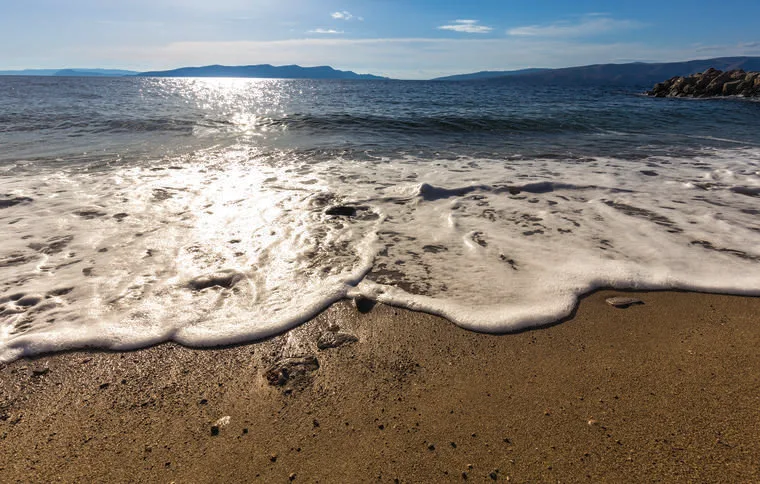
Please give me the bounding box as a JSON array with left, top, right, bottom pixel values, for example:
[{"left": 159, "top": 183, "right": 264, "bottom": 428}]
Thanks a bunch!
[{"left": 2, "top": 0, "right": 759, "bottom": 79}]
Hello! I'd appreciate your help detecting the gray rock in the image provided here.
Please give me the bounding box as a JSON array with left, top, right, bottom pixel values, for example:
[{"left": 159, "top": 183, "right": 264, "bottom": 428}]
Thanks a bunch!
[
  {"left": 605, "top": 297, "right": 644, "bottom": 308},
  {"left": 647, "top": 69, "right": 760, "bottom": 98}
]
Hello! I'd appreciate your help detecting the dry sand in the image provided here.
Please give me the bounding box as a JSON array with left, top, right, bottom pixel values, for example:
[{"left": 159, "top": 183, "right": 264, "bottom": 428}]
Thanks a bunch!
[{"left": 1, "top": 290, "right": 759, "bottom": 483}]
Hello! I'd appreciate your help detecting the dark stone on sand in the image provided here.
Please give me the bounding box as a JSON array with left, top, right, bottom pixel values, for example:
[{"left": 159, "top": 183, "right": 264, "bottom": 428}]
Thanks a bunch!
[
  {"left": 640, "top": 170, "right": 659, "bottom": 177},
  {"left": 112, "top": 213, "right": 129, "bottom": 222},
  {"left": 188, "top": 270, "right": 244, "bottom": 291},
  {"left": 325, "top": 205, "right": 357, "bottom": 217},
  {"left": 353, "top": 296, "right": 376, "bottom": 314},
  {"left": 210, "top": 425, "right": 220, "bottom": 436},
  {"left": 0, "top": 196, "right": 33, "bottom": 209},
  {"left": 317, "top": 331, "right": 359, "bottom": 350},
  {"left": 265, "top": 356, "right": 320, "bottom": 387}
]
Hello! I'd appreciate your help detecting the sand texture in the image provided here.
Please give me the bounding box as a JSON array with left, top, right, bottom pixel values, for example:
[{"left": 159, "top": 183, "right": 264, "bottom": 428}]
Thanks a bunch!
[{"left": 1, "top": 290, "right": 760, "bottom": 482}]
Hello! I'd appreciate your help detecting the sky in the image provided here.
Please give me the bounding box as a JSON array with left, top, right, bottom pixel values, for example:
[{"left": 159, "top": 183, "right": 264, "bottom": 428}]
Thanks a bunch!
[{"left": 2, "top": 0, "right": 760, "bottom": 79}]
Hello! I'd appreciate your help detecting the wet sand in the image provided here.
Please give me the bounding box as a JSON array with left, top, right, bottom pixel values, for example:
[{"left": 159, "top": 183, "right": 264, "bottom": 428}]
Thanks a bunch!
[{"left": 1, "top": 290, "right": 759, "bottom": 483}]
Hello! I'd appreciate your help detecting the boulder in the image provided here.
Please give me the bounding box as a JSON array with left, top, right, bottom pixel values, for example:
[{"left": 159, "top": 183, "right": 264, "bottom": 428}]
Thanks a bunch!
[{"left": 647, "top": 69, "right": 760, "bottom": 98}]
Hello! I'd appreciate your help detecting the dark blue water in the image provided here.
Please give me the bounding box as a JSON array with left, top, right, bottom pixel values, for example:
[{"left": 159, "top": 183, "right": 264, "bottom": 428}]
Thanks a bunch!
[{"left": 1, "top": 76, "right": 758, "bottom": 166}]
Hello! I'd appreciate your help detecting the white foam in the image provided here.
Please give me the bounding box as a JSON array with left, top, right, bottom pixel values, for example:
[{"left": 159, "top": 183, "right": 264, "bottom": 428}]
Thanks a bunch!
[{"left": 2, "top": 146, "right": 760, "bottom": 361}]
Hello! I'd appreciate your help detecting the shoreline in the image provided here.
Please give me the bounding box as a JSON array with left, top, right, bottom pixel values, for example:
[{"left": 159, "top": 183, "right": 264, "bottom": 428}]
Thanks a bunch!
[{"left": 2, "top": 289, "right": 760, "bottom": 482}]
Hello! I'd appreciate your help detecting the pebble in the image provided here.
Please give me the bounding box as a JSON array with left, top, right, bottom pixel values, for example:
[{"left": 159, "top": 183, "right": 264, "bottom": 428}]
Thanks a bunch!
[
  {"left": 352, "top": 296, "right": 376, "bottom": 313},
  {"left": 211, "top": 416, "right": 231, "bottom": 436},
  {"left": 605, "top": 296, "right": 644, "bottom": 308}
]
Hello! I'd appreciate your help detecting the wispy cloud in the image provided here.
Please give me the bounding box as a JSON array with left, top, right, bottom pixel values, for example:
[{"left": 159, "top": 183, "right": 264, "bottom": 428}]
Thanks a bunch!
[
  {"left": 331, "top": 11, "right": 362, "bottom": 21},
  {"left": 308, "top": 28, "right": 344, "bottom": 35},
  {"left": 438, "top": 19, "right": 493, "bottom": 34},
  {"left": 695, "top": 41, "right": 760, "bottom": 53},
  {"left": 508, "top": 15, "right": 641, "bottom": 38}
]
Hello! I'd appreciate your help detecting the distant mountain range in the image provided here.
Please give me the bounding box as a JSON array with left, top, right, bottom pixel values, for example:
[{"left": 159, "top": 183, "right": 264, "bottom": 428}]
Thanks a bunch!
[
  {"left": 0, "top": 64, "right": 385, "bottom": 80},
  {"left": 137, "top": 64, "right": 387, "bottom": 80},
  {"left": 0, "top": 68, "right": 139, "bottom": 77},
  {"left": 433, "top": 68, "right": 550, "bottom": 82},
  {"left": 433, "top": 57, "right": 760, "bottom": 85},
  {"left": 2, "top": 57, "right": 759, "bottom": 84}
]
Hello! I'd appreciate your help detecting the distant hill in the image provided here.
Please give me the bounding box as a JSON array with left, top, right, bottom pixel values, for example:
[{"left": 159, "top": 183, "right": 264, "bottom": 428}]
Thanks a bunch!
[
  {"left": 54, "top": 69, "right": 138, "bottom": 77},
  {"left": 0, "top": 68, "right": 138, "bottom": 77},
  {"left": 433, "top": 68, "right": 550, "bottom": 82},
  {"left": 435, "top": 57, "right": 760, "bottom": 86},
  {"left": 137, "top": 64, "right": 388, "bottom": 80}
]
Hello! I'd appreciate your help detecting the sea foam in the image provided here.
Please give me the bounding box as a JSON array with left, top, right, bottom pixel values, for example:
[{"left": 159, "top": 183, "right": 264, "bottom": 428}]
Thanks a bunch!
[{"left": 1, "top": 146, "right": 760, "bottom": 361}]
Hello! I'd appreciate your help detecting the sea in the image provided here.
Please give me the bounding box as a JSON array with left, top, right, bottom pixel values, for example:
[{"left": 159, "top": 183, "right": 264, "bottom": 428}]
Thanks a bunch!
[{"left": 1, "top": 76, "right": 759, "bottom": 362}]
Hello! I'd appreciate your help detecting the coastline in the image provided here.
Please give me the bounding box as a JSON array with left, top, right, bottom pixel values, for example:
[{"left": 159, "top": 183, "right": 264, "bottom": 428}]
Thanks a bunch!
[{"left": 1, "top": 290, "right": 759, "bottom": 482}]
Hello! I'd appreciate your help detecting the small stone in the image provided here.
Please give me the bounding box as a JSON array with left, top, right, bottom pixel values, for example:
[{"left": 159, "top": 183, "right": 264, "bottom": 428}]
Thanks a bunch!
[
  {"left": 31, "top": 367, "right": 49, "bottom": 377},
  {"left": 450, "top": 441, "right": 457, "bottom": 448},
  {"left": 99, "top": 382, "right": 110, "bottom": 390},
  {"left": 289, "top": 473, "right": 296, "bottom": 481},
  {"left": 270, "top": 454, "right": 278, "bottom": 462},
  {"left": 428, "top": 443, "right": 436, "bottom": 451},
  {"left": 489, "top": 470, "right": 499, "bottom": 480},
  {"left": 605, "top": 297, "right": 644, "bottom": 308},
  {"left": 462, "top": 471, "right": 468, "bottom": 480},
  {"left": 353, "top": 296, "right": 376, "bottom": 313},
  {"left": 211, "top": 416, "right": 231, "bottom": 435}
]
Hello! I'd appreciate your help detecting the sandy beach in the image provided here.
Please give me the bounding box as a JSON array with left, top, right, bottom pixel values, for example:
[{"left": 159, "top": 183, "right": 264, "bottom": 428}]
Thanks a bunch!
[{"left": 1, "top": 290, "right": 759, "bottom": 483}]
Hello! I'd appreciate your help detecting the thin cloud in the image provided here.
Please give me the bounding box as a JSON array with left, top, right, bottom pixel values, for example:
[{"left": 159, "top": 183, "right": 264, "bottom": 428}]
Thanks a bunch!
[
  {"left": 332, "top": 11, "right": 362, "bottom": 21},
  {"left": 308, "top": 28, "right": 344, "bottom": 35},
  {"left": 438, "top": 19, "right": 493, "bottom": 34},
  {"left": 695, "top": 41, "right": 760, "bottom": 52},
  {"left": 508, "top": 16, "right": 641, "bottom": 38}
]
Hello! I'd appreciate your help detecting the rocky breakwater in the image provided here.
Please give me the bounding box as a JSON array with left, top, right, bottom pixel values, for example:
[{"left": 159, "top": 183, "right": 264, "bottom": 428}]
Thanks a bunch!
[{"left": 647, "top": 68, "right": 760, "bottom": 98}]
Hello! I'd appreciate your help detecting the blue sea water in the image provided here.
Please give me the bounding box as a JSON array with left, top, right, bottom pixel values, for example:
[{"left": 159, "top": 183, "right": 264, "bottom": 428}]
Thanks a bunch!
[{"left": 1, "top": 76, "right": 759, "bottom": 361}]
